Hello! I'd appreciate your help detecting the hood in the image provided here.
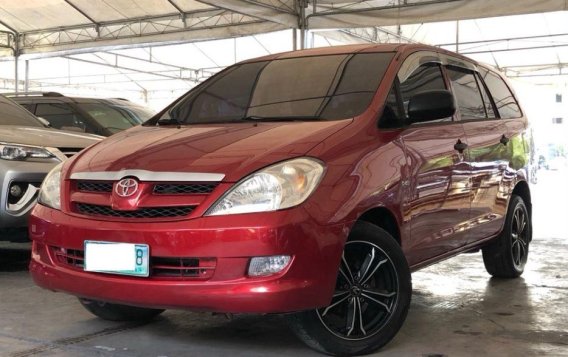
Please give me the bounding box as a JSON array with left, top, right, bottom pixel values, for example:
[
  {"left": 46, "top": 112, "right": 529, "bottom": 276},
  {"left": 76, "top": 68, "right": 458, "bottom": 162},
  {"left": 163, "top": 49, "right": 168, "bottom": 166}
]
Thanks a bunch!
[
  {"left": 0, "top": 125, "right": 102, "bottom": 148},
  {"left": 68, "top": 120, "right": 352, "bottom": 182}
]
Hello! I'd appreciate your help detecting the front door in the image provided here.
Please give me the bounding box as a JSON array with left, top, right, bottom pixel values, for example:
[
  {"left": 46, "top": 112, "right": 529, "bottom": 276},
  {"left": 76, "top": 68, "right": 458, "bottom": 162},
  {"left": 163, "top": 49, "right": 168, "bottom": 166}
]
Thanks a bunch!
[{"left": 396, "top": 60, "right": 471, "bottom": 266}]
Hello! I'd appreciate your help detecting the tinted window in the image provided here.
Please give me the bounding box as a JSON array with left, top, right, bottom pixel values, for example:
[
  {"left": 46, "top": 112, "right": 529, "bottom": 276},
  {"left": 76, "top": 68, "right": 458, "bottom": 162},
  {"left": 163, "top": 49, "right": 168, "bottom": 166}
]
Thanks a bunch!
[
  {"left": 36, "top": 103, "right": 92, "bottom": 133},
  {"left": 20, "top": 103, "right": 35, "bottom": 113},
  {"left": 480, "top": 69, "right": 521, "bottom": 119},
  {"left": 447, "top": 68, "right": 485, "bottom": 120},
  {"left": 79, "top": 103, "right": 149, "bottom": 133},
  {"left": 167, "top": 53, "right": 394, "bottom": 123},
  {"left": 113, "top": 104, "right": 156, "bottom": 123},
  {"left": 0, "top": 96, "right": 43, "bottom": 127},
  {"left": 476, "top": 73, "right": 496, "bottom": 118},
  {"left": 400, "top": 64, "right": 448, "bottom": 121}
]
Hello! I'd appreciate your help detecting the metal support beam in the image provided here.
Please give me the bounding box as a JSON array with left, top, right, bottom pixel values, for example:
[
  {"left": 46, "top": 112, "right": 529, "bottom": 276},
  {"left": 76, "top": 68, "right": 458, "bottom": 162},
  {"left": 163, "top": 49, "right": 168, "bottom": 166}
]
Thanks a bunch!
[
  {"left": 197, "top": 0, "right": 297, "bottom": 27},
  {"left": 455, "top": 20, "right": 459, "bottom": 53},
  {"left": 460, "top": 43, "right": 568, "bottom": 55},
  {"left": 61, "top": 55, "right": 214, "bottom": 83},
  {"left": 307, "top": 0, "right": 568, "bottom": 29},
  {"left": 24, "top": 60, "right": 29, "bottom": 93},
  {"left": 292, "top": 28, "right": 297, "bottom": 51},
  {"left": 15, "top": 9, "right": 281, "bottom": 56},
  {"left": 64, "top": 0, "right": 99, "bottom": 26},
  {"left": 14, "top": 55, "right": 18, "bottom": 93},
  {"left": 0, "top": 20, "right": 18, "bottom": 34},
  {"left": 167, "top": 0, "right": 187, "bottom": 27},
  {"left": 299, "top": 0, "right": 307, "bottom": 49},
  {"left": 436, "top": 32, "right": 568, "bottom": 47}
]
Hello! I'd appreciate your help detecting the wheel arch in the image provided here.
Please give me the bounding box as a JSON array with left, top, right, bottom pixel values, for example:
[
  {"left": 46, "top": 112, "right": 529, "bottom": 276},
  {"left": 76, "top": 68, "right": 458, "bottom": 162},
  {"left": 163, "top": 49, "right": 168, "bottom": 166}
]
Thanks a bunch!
[
  {"left": 511, "top": 179, "right": 532, "bottom": 242},
  {"left": 512, "top": 180, "right": 532, "bottom": 216},
  {"left": 357, "top": 206, "right": 401, "bottom": 246}
]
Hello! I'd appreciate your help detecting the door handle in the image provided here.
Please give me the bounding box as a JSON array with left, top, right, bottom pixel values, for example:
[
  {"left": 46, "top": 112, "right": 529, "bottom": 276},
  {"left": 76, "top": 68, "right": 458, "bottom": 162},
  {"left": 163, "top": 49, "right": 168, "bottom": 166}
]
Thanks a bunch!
[
  {"left": 454, "top": 139, "right": 468, "bottom": 153},
  {"left": 500, "top": 134, "right": 510, "bottom": 145}
]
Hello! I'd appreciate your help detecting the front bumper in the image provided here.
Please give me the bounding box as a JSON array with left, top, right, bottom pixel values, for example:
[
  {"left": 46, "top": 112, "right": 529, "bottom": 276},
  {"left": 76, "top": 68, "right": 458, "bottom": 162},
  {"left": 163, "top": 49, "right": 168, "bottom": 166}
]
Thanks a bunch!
[
  {"left": 29, "top": 204, "right": 349, "bottom": 313},
  {"left": 0, "top": 160, "right": 56, "bottom": 233}
]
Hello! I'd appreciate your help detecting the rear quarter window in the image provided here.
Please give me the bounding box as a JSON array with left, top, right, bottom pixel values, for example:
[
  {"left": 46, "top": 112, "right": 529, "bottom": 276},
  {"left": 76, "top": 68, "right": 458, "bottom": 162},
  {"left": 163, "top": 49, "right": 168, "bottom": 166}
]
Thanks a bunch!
[{"left": 480, "top": 69, "right": 521, "bottom": 119}]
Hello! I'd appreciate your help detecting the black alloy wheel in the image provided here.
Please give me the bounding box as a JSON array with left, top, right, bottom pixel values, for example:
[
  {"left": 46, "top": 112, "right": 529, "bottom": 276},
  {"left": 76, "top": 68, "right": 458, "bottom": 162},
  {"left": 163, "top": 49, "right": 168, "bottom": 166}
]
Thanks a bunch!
[
  {"left": 482, "top": 194, "right": 531, "bottom": 278},
  {"left": 316, "top": 240, "right": 399, "bottom": 341},
  {"left": 287, "top": 222, "right": 411, "bottom": 356}
]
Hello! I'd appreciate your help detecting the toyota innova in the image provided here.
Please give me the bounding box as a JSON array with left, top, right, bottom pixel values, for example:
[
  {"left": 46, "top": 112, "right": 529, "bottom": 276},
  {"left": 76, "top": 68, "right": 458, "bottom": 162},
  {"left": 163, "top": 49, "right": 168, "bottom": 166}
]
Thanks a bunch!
[{"left": 29, "top": 44, "right": 532, "bottom": 356}]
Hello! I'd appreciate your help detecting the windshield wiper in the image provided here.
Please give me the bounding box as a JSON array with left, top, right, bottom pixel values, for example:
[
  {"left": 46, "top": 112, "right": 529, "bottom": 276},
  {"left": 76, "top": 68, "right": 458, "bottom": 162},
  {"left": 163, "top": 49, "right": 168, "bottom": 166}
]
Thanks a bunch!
[
  {"left": 240, "top": 115, "right": 322, "bottom": 122},
  {"left": 157, "top": 117, "right": 182, "bottom": 126}
]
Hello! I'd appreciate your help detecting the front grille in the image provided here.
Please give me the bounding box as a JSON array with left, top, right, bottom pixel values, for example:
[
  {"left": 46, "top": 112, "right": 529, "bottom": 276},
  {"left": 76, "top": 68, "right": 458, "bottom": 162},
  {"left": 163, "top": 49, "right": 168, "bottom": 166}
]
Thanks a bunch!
[
  {"left": 152, "top": 257, "right": 216, "bottom": 279},
  {"left": 51, "top": 246, "right": 215, "bottom": 280},
  {"left": 77, "top": 181, "right": 113, "bottom": 193},
  {"left": 153, "top": 183, "right": 218, "bottom": 195},
  {"left": 57, "top": 147, "right": 83, "bottom": 158},
  {"left": 52, "top": 247, "right": 84, "bottom": 269},
  {"left": 74, "top": 181, "right": 218, "bottom": 195},
  {"left": 76, "top": 203, "right": 195, "bottom": 219}
]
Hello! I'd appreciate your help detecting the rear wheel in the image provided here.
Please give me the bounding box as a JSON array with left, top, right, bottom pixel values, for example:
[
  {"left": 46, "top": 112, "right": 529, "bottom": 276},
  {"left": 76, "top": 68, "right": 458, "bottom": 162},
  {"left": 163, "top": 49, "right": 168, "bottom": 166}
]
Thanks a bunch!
[
  {"left": 482, "top": 195, "right": 531, "bottom": 278},
  {"left": 79, "top": 298, "right": 164, "bottom": 322},
  {"left": 286, "top": 222, "right": 411, "bottom": 356}
]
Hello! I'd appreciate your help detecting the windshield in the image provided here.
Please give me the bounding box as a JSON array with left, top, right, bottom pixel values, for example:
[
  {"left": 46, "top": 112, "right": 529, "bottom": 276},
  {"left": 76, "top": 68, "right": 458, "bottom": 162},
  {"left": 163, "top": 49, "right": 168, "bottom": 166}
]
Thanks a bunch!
[
  {"left": 0, "top": 95, "right": 43, "bottom": 127},
  {"left": 163, "top": 52, "right": 394, "bottom": 124},
  {"left": 80, "top": 103, "right": 155, "bottom": 134}
]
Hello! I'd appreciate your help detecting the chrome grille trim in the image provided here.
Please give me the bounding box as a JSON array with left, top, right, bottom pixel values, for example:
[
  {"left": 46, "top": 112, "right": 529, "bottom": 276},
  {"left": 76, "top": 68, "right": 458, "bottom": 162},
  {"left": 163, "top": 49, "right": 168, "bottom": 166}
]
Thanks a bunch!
[{"left": 70, "top": 170, "right": 224, "bottom": 182}]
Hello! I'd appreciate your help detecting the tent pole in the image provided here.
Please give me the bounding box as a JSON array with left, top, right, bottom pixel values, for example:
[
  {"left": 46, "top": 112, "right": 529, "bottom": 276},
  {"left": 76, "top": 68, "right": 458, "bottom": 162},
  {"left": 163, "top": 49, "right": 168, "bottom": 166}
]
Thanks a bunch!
[
  {"left": 293, "top": 29, "right": 297, "bottom": 51},
  {"left": 14, "top": 55, "right": 18, "bottom": 93},
  {"left": 299, "top": 0, "right": 306, "bottom": 49},
  {"left": 24, "top": 60, "right": 29, "bottom": 93},
  {"left": 455, "top": 20, "right": 459, "bottom": 53}
]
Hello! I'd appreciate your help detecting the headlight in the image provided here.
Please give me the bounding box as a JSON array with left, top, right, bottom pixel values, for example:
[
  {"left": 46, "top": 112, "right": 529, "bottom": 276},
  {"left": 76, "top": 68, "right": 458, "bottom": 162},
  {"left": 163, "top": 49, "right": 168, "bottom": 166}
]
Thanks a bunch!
[
  {"left": 206, "top": 157, "right": 325, "bottom": 216},
  {"left": 0, "top": 142, "right": 54, "bottom": 160},
  {"left": 38, "top": 163, "right": 63, "bottom": 210}
]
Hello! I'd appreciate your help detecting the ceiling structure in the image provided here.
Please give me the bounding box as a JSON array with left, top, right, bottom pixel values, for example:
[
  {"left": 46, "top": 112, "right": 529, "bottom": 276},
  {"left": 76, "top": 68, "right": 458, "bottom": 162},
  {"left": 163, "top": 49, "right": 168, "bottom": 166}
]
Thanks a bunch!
[
  {"left": 1, "top": 0, "right": 568, "bottom": 108},
  {"left": 0, "top": 0, "right": 567, "bottom": 57}
]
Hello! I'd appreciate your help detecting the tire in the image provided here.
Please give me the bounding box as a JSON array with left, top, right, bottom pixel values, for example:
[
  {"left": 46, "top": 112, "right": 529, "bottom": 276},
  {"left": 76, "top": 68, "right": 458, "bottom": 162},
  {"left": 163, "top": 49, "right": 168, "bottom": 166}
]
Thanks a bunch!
[
  {"left": 482, "top": 195, "right": 531, "bottom": 278},
  {"left": 79, "top": 298, "right": 164, "bottom": 322},
  {"left": 286, "top": 221, "right": 412, "bottom": 356}
]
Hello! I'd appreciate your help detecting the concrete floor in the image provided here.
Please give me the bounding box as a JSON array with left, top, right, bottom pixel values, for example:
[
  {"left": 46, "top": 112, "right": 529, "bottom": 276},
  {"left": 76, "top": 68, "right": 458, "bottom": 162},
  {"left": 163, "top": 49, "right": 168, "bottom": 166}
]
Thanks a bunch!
[{"left": 1, "top": 169, "right": 567, "bottom": 357}]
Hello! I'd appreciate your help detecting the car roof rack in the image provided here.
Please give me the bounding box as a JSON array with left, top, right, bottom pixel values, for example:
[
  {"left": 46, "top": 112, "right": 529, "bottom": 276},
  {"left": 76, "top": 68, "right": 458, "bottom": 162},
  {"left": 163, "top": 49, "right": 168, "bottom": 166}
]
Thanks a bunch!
[{"left": 2, "top": 91, "right": 64, "bottom": 97}]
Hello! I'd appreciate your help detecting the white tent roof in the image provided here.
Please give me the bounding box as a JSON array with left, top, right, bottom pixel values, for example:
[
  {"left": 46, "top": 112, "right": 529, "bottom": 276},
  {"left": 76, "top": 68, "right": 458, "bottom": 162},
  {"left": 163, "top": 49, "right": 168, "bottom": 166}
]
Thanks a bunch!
[{"left": 1, "top": 0, "right": 567, "bottom": 57}]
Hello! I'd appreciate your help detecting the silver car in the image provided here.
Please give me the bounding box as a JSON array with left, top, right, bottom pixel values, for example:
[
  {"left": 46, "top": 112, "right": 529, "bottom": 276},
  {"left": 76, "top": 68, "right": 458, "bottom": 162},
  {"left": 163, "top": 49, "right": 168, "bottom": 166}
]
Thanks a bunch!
[{"left": 0, "top": 95, "right": 102, "bottom": 241}]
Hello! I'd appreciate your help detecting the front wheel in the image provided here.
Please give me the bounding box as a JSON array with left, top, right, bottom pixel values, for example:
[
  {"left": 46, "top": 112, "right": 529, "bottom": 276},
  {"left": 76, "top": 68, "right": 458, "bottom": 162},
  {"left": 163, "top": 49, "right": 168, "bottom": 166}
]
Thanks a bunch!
[
  {"left": 79, "top": 298, "right": 164, "bottom": 322},
  {"left": 482, "top": 195, "right": 531, "bottom": 278},
  {"left": 286, "top": 222, "right": 411, "bottom": 356}
]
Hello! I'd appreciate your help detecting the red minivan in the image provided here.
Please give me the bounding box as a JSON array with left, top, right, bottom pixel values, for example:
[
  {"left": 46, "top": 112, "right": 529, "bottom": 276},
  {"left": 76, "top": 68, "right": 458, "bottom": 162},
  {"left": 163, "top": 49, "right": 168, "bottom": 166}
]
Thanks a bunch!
[{"left": 29, "top": 44, "right": 532, "bottom": 356}]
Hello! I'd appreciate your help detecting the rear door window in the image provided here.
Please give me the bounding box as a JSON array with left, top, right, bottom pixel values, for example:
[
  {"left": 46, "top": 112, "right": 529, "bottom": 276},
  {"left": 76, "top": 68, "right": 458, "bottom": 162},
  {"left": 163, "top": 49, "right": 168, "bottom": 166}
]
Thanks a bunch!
[
  {"left": 480, "top": 69, "right": 521, "bottom": 118},
  {"left": 446, "top": 67, "right": 486, "bottom": 120},
  {"left": 36, "top": 102, "right": 93, "bottom": 133}
]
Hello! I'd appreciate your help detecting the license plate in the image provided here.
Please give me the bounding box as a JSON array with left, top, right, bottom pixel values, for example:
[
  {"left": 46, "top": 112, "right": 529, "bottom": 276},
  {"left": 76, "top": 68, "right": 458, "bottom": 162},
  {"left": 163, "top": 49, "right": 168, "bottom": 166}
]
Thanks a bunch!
[{"left": 84, "top": 241, "right": 149, "bottom": 277}]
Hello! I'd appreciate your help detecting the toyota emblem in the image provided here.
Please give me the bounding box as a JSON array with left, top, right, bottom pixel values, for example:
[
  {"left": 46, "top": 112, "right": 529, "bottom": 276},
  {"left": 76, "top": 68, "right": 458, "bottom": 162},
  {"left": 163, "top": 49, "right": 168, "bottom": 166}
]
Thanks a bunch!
[{"left": 115, "top": 178, "right": 139, "bottom": 197}]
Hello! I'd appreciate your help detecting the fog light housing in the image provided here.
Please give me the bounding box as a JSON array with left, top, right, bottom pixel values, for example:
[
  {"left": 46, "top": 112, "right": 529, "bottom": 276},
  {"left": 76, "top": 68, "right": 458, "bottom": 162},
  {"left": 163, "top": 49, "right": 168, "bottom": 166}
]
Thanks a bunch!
[{"left": 248, "top": 255, "right": 291, "bottom": 277}]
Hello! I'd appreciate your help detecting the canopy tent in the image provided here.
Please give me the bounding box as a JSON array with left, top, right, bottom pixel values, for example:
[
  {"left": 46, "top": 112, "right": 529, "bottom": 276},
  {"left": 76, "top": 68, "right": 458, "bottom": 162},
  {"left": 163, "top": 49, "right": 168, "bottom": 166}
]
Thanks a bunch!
[
  {"left": 0, "top": 0, "right": 568, "bottom": 110},
  {"left": 0, "top": 0, "right": 567, "bottom": 57}
]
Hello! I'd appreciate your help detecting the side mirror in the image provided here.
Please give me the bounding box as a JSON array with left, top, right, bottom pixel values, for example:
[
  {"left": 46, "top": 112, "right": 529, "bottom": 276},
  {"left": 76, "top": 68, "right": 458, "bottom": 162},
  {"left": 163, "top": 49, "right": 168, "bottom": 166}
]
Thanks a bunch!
[
  {"left": 408, "top": 90, "right": 456, "bottom": 123},
  {"left": 37, "top": 117, "right": 52, "bottom": 127}
]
